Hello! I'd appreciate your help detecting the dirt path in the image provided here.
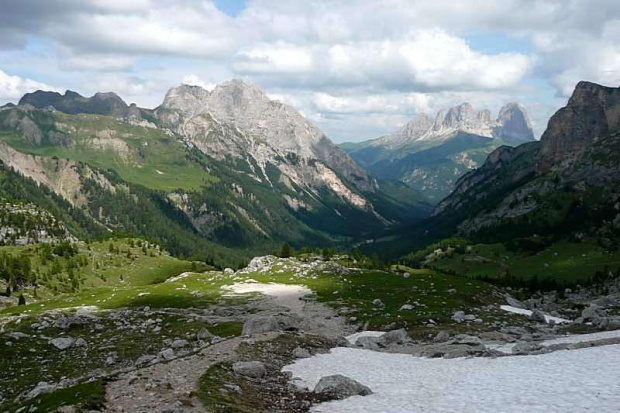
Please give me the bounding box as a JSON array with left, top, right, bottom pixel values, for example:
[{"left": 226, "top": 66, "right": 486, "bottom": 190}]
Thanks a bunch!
[{"left": 104, "top": 283, "right": 350, "bottom": 412}]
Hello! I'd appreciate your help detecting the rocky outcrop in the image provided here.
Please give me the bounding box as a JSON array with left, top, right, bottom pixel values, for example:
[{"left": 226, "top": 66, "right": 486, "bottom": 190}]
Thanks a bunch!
[{"left": 539, "top": 81, "right": 620, "bottom": 171}]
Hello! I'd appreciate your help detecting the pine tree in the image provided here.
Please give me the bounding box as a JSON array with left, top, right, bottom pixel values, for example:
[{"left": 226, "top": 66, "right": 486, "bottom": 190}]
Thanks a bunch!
[{"left": 280, "top": 243, "right": 293, "bottom": 258}]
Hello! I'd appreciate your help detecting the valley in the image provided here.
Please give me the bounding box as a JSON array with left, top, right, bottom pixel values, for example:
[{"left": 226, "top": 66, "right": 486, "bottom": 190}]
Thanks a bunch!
[{"left": 1, "top": 79, "right": 620, "bottom": 412}]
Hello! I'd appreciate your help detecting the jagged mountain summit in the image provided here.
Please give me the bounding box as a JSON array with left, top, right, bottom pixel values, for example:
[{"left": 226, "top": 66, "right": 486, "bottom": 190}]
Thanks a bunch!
[
  {"left": 341, "top": 102, "right": 535, "bottom": 202},
  {"left": 0, "top": 80, "right": 428, "bottom": 262}
]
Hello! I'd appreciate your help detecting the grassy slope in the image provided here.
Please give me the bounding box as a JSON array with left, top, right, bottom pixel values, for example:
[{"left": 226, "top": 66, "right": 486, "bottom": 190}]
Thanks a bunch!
[
  {"left": 409, "top": 238, "right": 620, "bottom": 288},
  {"left": 0, "top": 112, "right": 217, "bottom": 191}
]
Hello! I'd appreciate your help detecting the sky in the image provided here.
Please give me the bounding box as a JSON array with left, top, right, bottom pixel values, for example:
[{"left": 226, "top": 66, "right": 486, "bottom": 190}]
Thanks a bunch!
[{"left": 0, "top": 0, "right": 619, "bottom": 142}]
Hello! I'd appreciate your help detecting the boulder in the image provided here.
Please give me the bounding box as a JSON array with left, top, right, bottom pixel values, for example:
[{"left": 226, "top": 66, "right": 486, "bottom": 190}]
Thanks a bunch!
[
  {"left": 433, "top": 331, "right": 451, "bottom": 343},
  {"left": 399, "top": 304, "right": 414, "bottom": 311},
  {"left": 135, "top": 354, "right": 156, "bottom": 366},
  {"left": 506, "top": 296, "right": 525, "bottom": 309},
  {"left": 74, "top": 338, "right": 87, "bottom": 347},
  {"left": 529, "top": 309, "right": 547, "bottom": 323},
  {"left": 50, "top": 337, "right": 75, "bottom": 350},
  {"left": 451, "top": 311, "right": 466, "bottom": 322},
  {"left": 197, "top": 328, "right": 214, "bottom": 341},
  {"left": 582, "top": 304, "right": 606, "bottom": 322},
  {"left": 451, "top": 334, "right": 482, "bottom": 346},
  {"left": 232, "top": 361, "right": 266, "bottom": 378},
  {"left": 372, "top": 299, "right": 385, "bottom": 308},
  {"left": 223, "top": 268, "right": 235, "bottom": 275},
  {"left": 314, "top": 374, "right": 372, "bottom": 399},
  {"left": 354, "top": 336, "right": 384, "bottom": 350},
  {"left": 512, "top": 342, "right": 545, "bottom": 355},
  {"left": 242, "top": 315, "right": 279, "bottom": 335},
  {"left": 383, "top": 329, "right": 409, "bottom": 345},
  {"left": 26, "top": 381, "right": 56, "bottom": 399},
  {"left": 292, "top": 347, "right": 312, "bottom": 359},
  {"left": 159, "top": 348, "right": 175, "bottom": 360},
  {"left": 171, "top": 339, "right": 188, "bottom": 349},
  {"left": 53, "top": 316, "right": 81, "bottom": 330}
]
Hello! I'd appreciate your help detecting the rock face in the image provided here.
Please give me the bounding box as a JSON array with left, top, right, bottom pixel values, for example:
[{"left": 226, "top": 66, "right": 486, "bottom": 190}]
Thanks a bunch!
[
  {"left": 313, "top": 374, "right": 373, "bottom": 398},
  {"left": 539, "top": 81, "right": 620, "bottom": 171},
  {"left": 156, "top": 80, "right": 372, "bottom": 193},
  {"left": 342, "top": 102, "right": 534, "bottom": 202}
]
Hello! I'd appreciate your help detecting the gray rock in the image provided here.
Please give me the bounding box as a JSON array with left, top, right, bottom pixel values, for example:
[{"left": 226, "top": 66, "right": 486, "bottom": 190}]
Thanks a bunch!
[
  {"left": 232, "top": 361, "right": 266, "bottom": 378},
  {"left": 443, "top": 348, "right": 470, "bottom": 359},
  {"left": 383, "top": 329, "right": 409, "bottom": 345},
  {"left": 451, "top": 311, "right": 466, "bottom": 322},
  {"left": 506, "top": 296, "right": 525, "bottom": 309},
  {"left": 223, "top": 268, "right": 235, "bottom": 275},
  {"left": 135, "top": 354, "right": 156, "bottom": 366},
  {"left": 197, "top": 328, "right": 214, "bottom": 341},
  {"left": 433, "top": 331, "right": 451, "bottom": 343},
  {"left": 50, "top": 337, "right": 75, "bottom": 350},
  {"left": 372, "top": 299, "right": 385, "bottom": 308},
  {"left": 399, "top": 304, "right": 414, "bottom": 311},
  {"left": 292, "top": 347, "right": 312, "bottom": 358},
  {"left": 53, "top": 316, "right": 81, "bottom": 330},
  {"left": 529, "top": 309, "right": 547, "bottom": 323},
  {"left": 74, "top": 338, "right": 87, "bottom": 347},
  {"left": 159, "top": 348, "right": 175, "bottom": 360},
  {"left": 451, "top": 334, "right": 482, "bottom": 346},
  {"left": 592, "top": 296, "right": 619, "bottom": 308},
  {"left": 26, "top": 381, "right": 56, "bottom": 399},
  {"left": 314, "top": 374, "right": 372, "bottom": 399},
  {"left": 512, "top": 342, "right": 545, "bottom": 355},
  {"left": 242, "top": 315, "right": 279, "bottom": 335},
  {"left": 582, "top": 304, "right": 606, "bottom": 322},
  {"left": 171, "top": 339, "right": 188, "bottom": 349},
  {"left": 354, "top": 336, "right": 384, "bottom": 350}
]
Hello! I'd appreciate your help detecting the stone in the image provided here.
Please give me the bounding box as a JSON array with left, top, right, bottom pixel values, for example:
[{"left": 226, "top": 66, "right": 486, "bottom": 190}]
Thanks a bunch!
[
  {"left": 529, "top": 309, "right": 547, "bottom": 323},
  {"left": 50, "top": 337, "right": 75, "bottom": 350},
  {"left": 433, "top": 331, "right": 450, "bottom": 343},
  {"left": 159, "top": 348, "right": 175, "bottom": 360},
  {"left": 463, "top": 314, "right": 476, "bottom": 321},
  {"left": 242, "top": 315, "right": 279, "bottom": 335},
  {"left": 451, "top": 311, "right": 466, "bottom": 322},
  {"left": 74, "top": 338, "right": 87, "bottom": 347},
  {"left": 53, "top": 316, "right": 81, "bottom": 330},
  {"left": 355, "top": 336, "right": 384, "bottom": 350},
  {"left": 403, "top": 272, "right": 410, "bottom": 278},
  {"left": 171, "top": 339, "right": 189, "bottom": 349},
  {"left": 232, "top": 361, "right": 266, "bottom": 378},
  {"left": 197, "top": 328, "right": 214, "bottom": 341},
  {"left": 292, "top": 347, "right": 312, "bottom": 358},
  {"left": 512, "top": 342, "right": 545, "bottom": 355},
  {"left": 223, "top": 268, "right": 235, "bottom": 275},
  {"left": 26, "top": 382, "right": 56, "bottom": 399},
  {"left": 582, "top": 304, "right": 605, "bottom": 322},
  {"left": 383, "top": 329, "right": 409, "bottom": 345},
  {"left": 372, "top": 299, "right": 385, "bottom": 308},
  {"left": 314, "top": 374, "right": 372, "bottom": 399},
  {"left": 451, "top": 334, "right": 482, "bottom": 346},
  {"left": 506, "top": 296, "right": 525, "bottom": 309},
  {"left": 135, "top": 354, "right": 156, "bottom": 366},
  {"left": 399, "top": 304, "right": 414, "bottom": 311}
]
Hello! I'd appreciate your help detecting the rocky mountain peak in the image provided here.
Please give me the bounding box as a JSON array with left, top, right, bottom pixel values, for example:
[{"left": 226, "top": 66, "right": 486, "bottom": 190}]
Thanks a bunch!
[
  {"left": 158, "top": 79, "right": 372, "bottom": 191},
  {"left": 539, "top": 81, "right": 620, "bottom": 171},
  {"left": 494, "top": 102, "right": 535, "bottom": 144},
  {"left": 19, "top": 89, "right": 131, "bottom": 118}
]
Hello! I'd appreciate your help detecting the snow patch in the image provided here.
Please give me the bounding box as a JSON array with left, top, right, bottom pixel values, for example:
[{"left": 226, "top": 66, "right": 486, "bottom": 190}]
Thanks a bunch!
[
  {"left": 500, "top": 305, "right": 571, "bottom": 324},
  {"left": 491, "top": 329, "right": 620, "bottom": 354},
  {"left": 221, "top": 282, "right": 311, "bottom": 314},
  {"left": 283, "top": 345, "right": 620, "bottom": 412}
]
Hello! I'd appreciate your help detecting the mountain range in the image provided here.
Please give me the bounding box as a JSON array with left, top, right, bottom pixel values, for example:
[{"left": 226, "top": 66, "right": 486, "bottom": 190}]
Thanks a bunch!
[
  {"left": 0, "top": 80, "right": 429, "bottom": 266},
  {"left": 341, "top": 102, "right": 535, "bottom": 202}
]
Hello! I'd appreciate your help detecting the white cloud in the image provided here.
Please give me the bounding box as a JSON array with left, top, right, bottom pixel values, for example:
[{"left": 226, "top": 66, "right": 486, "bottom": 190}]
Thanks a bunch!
[
  {"left": 181, "top": 74, "right": 216, "bottom": 91},
  {"left": 233, "top": 30, "right": 533, "bottom": 92},
  {"left": 0, "top": 69, "right": 61, "bottom": 101}
]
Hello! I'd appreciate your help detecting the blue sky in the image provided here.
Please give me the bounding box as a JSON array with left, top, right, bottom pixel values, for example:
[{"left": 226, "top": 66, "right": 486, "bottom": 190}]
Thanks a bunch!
[{"left": 1, "top": 0, "right": 619, "bottom": 142}]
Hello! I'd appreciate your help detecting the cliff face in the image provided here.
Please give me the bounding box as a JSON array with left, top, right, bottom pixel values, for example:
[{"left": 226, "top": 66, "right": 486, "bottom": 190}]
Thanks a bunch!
[{"left": 539, "top": 81, "right": 620, "bottom": 171}]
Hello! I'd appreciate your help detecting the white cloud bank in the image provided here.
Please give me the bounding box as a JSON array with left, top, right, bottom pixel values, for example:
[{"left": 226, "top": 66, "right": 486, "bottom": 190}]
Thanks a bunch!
[{"left": 0, "top": 69, "right": 61, "bottom": 101}]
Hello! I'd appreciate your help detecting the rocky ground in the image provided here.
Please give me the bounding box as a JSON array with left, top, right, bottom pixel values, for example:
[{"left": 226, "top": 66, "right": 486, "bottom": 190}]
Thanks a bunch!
[{"left": 2, "top": 255, "right": 620, "bottom": 412}]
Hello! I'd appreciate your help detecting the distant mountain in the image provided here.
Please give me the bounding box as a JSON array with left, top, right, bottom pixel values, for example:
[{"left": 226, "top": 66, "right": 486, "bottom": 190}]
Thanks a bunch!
[
  {"left": 0, "top": 80, "right": 430, "bottom": 265},
  {"left": 341, "top": 102, "right": 535, "bottom": 202},
  {"left": 431, "top": 81, "right": 620, "bottom": 244}
]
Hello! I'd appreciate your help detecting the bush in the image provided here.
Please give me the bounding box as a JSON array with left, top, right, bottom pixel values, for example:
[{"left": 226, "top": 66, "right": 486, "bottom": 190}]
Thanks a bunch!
[{"left": 18, "top": 294, "right": 26, "bottom": 306}]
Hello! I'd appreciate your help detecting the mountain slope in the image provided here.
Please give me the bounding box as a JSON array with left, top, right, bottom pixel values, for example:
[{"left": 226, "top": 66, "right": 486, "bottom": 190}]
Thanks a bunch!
[
  {"left": 0, "top": 80, "right": 429, "bottom": 262},
  {"left": 342, "top": 103, "right": 534, "bottom": 202},
  {"left": 431, "top": 81, "right": 620, "bottom": 246}
]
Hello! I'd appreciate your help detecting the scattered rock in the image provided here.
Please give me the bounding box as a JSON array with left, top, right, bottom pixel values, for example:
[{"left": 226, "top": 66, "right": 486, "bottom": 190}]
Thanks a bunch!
[
  {"left": 74, "top": 338, "right": 87, "bottom": 347},
  {"left": 292, "top": 347, "right": 312, "bottom": 359},
  {"left": 383, "top": 329, "right": 409, "bottom": 345},
  {"left": 372, "top": 299, "right": 385, "bottom": 308},
  {"left": 26, "top": 381, "right": 56, "bottom": 399},
  {"left": 529, "top": 309, "right": 547, "bottom": 323},
  {"left": 135, "top": 354, "right": 156, "bottom": 366},
  {"left": 232, "top": 361, "right": 266, "bottom": 378},
  {"left": 50, "top": 337, "right": 75, "bottom": 350},
  {"left": 314, "top": 374, "right": 372, "bottom": 399},
  {"left": 506, "top": 296, "right": 525, "bottom": 309},
  {"left": 159, "top": 348, "right": 175, "bottom": 361},
  {"left": 451, "top": 334, "right": 482, "bottom": 346},
  {"left": 242, "top": 315, "right": 279, "bottom": 335},
  {"left": 433, "top": 331, "right": 450, "bottom": 343},
  {"left": 171, "top": 339, "right": 188, "bottom": 349}
]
